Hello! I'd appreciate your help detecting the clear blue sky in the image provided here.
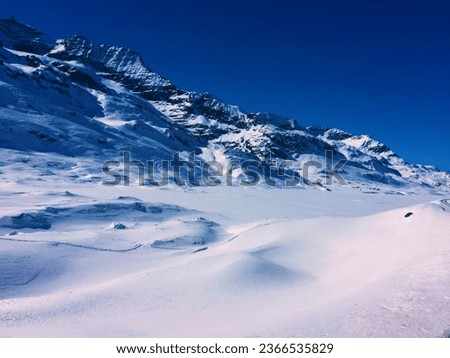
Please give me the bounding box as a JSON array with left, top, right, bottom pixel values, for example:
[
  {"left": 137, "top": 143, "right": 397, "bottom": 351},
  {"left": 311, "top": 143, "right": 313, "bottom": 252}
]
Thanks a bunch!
[{"left": 3, "top": 0, "right": 450, "bottom": 171}]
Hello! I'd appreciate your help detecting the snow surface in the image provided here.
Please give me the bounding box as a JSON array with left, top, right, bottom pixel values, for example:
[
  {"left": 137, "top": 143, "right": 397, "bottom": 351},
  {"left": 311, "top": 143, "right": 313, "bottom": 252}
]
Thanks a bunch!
[{"left": 0, "top": 156, "right": 449, "bottom": 338}]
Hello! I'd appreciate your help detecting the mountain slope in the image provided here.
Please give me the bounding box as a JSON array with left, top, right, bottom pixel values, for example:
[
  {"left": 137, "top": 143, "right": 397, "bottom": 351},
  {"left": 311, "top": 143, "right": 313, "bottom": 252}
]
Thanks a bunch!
[{"left": 1, "top": 17, "right": 449, "bottom": 194}]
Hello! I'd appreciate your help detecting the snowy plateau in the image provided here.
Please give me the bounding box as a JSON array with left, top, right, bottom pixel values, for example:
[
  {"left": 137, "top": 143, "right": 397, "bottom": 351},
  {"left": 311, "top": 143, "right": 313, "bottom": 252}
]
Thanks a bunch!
[{"left": 0, "top": 18, "right": 450, "bottom": 337}]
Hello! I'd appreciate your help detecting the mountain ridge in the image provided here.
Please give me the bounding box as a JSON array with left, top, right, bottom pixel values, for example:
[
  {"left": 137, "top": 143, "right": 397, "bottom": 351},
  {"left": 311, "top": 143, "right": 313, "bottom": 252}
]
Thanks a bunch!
[{"left": 1, "top": 17, "right": 449, "bottom": 194}]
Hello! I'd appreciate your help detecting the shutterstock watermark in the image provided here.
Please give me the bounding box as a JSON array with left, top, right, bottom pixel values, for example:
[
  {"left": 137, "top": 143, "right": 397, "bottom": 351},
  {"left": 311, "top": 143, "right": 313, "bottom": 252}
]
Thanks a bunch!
[{"left": 102, "top": 151, "right": 348, "bottom": 187}]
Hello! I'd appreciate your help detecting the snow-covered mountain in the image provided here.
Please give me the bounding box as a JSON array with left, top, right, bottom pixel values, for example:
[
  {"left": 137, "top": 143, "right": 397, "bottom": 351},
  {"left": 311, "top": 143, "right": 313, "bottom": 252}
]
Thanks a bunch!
[
  {"left": 2, "top": 18, "right": 450, "bottom": 339},
  {"left": 1, "top": 17, "right": 449, "bottom": 194}
]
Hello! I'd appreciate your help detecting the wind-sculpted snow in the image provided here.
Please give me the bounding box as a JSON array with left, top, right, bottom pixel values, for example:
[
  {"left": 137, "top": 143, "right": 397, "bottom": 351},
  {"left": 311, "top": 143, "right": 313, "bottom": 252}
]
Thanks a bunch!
[
  {"left": 0, "top": 189, "right": 225, "bottom": 302},
  {"left": 0, "top": 200, "right": 183, "bottom": 231},
  {"left": 0, "top": 181, "right": 449, "bottom": 336},
  {"left": 150, "top": 217, "right": 220, "bottom": 249}
]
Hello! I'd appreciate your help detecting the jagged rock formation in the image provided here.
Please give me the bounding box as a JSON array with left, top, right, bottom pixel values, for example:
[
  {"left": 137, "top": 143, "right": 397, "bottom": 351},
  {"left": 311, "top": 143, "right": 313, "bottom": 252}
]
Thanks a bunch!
[{"left": 1, "top": 17, "right": 449, "bottom": 193}]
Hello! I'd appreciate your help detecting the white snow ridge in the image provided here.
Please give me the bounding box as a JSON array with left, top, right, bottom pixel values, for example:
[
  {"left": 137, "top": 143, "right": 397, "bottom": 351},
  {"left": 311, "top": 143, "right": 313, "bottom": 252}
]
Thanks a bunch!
[{"left": 1, "top": 17, "right": 450, "bottom": 338}]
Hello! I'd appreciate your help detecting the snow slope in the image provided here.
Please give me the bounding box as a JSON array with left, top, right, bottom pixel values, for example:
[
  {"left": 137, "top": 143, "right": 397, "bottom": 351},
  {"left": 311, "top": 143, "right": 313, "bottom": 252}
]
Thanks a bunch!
[{"left": 0, "top": 168, "right": 449, "bottom": 337}]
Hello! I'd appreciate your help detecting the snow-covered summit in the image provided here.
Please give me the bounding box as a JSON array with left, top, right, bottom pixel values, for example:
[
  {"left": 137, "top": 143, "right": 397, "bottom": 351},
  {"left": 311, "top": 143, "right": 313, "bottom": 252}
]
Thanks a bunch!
[
  {"left": 0, "top": 17, "right": 51, "bottom": 54},
  {"left": 49, "top": 34, "right": 178, "bottom": 101}
]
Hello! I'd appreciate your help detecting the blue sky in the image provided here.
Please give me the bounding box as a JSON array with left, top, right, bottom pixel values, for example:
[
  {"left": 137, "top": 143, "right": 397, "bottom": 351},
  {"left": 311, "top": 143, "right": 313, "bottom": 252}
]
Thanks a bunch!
[{"left": 3, "top": 0, "right": 450, "bottom": 171}]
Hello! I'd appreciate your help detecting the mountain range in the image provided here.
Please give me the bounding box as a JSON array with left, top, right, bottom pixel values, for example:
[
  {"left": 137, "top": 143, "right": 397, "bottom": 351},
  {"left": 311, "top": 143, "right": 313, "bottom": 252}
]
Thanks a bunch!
[{"left": 1, "top": 17, "right": 449, "bottom": 194}]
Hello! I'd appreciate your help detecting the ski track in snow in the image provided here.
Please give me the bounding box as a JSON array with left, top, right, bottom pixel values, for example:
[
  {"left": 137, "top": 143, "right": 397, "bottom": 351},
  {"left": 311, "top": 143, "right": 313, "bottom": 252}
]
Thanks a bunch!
[
  {"left": 0, "top": 236, "right": 142, "bottom": 252},
  {"left": 222, "top": 217, "right": 294, "bottom": 245}
]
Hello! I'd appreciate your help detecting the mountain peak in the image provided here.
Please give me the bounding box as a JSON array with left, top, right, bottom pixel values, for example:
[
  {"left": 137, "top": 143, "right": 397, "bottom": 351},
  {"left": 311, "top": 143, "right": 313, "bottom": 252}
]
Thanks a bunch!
[
  {"left": 0, "top": 17, "right": 52, "bottom": 54},
  {"left": 49, "top": 34, "right": 178, "bottom": 101}
]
